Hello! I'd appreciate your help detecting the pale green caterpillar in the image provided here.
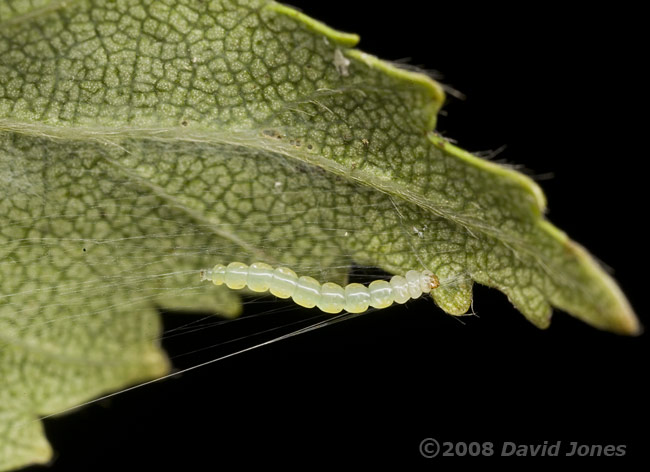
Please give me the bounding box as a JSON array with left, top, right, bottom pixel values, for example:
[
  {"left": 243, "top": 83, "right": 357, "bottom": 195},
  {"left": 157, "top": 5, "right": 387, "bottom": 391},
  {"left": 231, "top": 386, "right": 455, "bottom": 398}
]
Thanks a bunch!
[{"left": 200, "top": 262, "right": 440, "bottom": 314}]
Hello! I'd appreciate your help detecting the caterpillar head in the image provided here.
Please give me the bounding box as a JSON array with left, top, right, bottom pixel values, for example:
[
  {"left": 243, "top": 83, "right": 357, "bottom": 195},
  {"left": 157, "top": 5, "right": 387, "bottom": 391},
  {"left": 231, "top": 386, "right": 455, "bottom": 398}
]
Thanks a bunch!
[{"left": 421, "top": 270, "right": 440, "bottom": 293}]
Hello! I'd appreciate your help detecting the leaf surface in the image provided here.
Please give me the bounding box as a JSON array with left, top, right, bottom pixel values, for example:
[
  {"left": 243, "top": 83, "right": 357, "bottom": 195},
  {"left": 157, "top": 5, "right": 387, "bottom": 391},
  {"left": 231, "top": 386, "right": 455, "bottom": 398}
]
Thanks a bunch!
[{"left": 0, "top": 0, "right": 639, "bottom": 468}]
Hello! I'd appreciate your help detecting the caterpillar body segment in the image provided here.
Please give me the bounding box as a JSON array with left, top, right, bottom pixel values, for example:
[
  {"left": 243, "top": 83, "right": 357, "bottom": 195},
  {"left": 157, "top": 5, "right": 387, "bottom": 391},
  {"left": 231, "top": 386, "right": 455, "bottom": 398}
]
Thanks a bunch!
[{"left": 201, "top": 262, "right": 439, "bottom": 314}]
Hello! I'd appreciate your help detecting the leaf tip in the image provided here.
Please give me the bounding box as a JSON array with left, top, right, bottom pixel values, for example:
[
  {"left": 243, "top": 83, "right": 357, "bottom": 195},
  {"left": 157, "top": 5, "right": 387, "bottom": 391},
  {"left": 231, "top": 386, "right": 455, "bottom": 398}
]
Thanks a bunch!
[
  {"left": 346, "top": 49, "right": 446, "bottom": 128},
  {"left": 431, "top": 277, "right": 473, "bottom": 316},
  {"left": 29, "top": 437, "right": 54, "bottom": 468},
  {"left": 587, "top": 267, "right": 642, "bottom": 336},
  {"left": 140, "top": 347, "right": 172, "bottom": 379},
  {"left": 547, "top": 227, "right": 642, "bottom": 336},
  {"left": 267, "top": 3, "right": 361, "bottom": 47},
  {"left": 429, "top": 133, "right": 547, "bottom": 214}
]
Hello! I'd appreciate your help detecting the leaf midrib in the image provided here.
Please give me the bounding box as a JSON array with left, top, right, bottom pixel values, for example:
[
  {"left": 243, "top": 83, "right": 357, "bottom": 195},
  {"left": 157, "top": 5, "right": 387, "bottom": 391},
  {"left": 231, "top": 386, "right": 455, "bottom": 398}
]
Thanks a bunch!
[{"left": 1, "top": 120, "right": 483, "bottom": 230}]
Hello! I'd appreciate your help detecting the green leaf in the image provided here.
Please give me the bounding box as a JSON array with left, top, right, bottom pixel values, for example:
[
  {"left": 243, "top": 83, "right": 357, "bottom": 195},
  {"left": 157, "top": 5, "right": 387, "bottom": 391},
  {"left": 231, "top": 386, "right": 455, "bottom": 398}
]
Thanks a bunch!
[{"left": 0, "top": 0, "right": 639, "bottom": 469}]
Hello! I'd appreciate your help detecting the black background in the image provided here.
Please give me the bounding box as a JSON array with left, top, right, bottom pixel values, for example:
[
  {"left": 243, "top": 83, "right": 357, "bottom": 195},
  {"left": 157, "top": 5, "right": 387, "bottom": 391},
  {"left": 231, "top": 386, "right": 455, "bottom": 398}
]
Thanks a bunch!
[{"left": 29, "top": 1, "right": 647, "bottom": 469}]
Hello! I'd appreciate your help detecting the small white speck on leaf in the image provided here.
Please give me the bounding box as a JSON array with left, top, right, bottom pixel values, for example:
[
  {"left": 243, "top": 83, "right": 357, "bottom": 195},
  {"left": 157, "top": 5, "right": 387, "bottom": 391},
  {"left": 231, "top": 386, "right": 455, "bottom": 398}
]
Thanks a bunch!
[{"left": 333, "top": 49, "right": 351, "bottom": 77}]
